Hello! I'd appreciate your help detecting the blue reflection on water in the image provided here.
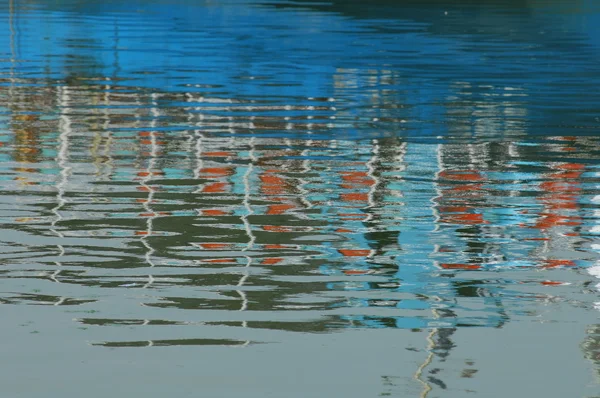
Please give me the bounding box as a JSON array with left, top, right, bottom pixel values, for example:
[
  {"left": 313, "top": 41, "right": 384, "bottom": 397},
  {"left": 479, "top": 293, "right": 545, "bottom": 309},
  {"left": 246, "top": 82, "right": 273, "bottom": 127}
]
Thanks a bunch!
[{"left": 2, "top": 0, "right": 600, "bottom": 140}]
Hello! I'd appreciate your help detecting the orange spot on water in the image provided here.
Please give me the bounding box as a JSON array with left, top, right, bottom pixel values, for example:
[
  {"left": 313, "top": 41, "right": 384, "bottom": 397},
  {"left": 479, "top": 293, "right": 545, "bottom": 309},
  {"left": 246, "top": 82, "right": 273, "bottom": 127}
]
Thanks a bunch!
[
  {"left": 135, "top": 231, "right": 149, "bottom": 236},
  {"left": 202, "top": 209, "right": 228, "bottom": 216},
  {"left": 139, "top": 212, "right": 157, "bottom": 217},
  {"left": 541, "top": 281, "right": 564, "bottom": 286},
  {"left": 262, "top": 257, "right": 283, "bottom": 265},
  {"left": 440, "top": 263, "right": 481, "bottom": 270},
  {"left": 137, "top": 171, "right": 164, "bottom": 177},
  {"left": 343, "top": 269, "right": 370, "bottom": 275},
  {"left": 535, "top": 214, "right": 581, "bottom": 230},
  {"left": 203, "top": 182, "right": 227, "bottom": 193},
  {"left": 266, "top": 203, "right": 295, "bottom": 215},
  {"left": 440, "top": 213, "right": 487, "bottom": 225},
  {"left": 335, "top": 228, "right": 353, "bottom": 233},
  {"left": 263, "top": 225, "right": 291, "bottom": 232},
  {"left": 341, "top": 171, "right": 373, "bottom": 186},
  {"left": 549, "top": 171, "right": 582, "bottom": 180},
  {"left": 260, "top": 174, "right": 286, "bottom": 195},
  {"left": 542, "top": 259, "right": 576, "bottom": 268},
  {"left": 199, "top": 243, "right": 229, "bottom": 249},
  {"left": 342, "top": 171, "right": 368, "bottom": 179},
  {"left": 338, "top": 249, "right": 371, "bottom": 257},
  {"left": 562, "top": 221, "right": 580, "bottom": 226},
  {"left": 539, "top": 181, "right": 571, "bottom": 192},
  {"left": 556, "top": 163, "right": 584, "bottom": 171},
  {"left": 260, "top": 175, "right": 284, "bottom": 185},
  {"left": 201, "top": 167, "right": 233, "bottom": 177},
  {"left": 540, "top": 196, "right": 578, "bottom": 210},
  {"left": 340, "top": 193, "right": 369, "bottom": 202},
  {"left": 204, "top": 152, "right": 232, "bottom": 157}
]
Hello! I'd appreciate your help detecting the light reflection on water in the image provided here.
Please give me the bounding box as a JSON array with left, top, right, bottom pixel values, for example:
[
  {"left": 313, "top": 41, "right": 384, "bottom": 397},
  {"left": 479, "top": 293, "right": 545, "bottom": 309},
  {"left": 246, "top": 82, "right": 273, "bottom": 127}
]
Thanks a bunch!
[
  {"left": 2, "top": 83, "right": 599, "bottom": 327},
  {"left": 1, "top": 0, "right": 600, "bottom": 396}
]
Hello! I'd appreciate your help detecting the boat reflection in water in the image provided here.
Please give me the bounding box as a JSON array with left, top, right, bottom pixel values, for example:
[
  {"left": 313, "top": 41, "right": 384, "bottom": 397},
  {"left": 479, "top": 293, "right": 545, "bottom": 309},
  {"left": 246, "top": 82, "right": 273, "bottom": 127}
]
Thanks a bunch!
[
  {"left": 1, "top": 0, "right": 600, "bottom": 396},
  {"left": 1, "top": 77, "right": 597, "bottom": 328}
]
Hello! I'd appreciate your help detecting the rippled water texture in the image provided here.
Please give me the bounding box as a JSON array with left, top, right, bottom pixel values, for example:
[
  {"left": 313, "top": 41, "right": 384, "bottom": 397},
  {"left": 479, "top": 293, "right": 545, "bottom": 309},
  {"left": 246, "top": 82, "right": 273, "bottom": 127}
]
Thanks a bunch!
[{"left": 1, "top": 0, "right": 600, "bottom": 397}]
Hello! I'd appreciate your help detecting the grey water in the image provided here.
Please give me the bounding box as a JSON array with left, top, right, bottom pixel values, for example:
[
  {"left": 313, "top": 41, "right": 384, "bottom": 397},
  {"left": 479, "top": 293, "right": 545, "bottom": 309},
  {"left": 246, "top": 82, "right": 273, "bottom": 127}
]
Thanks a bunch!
[{"left": 1, "top": 0, "right": 600, "bottom": 397}]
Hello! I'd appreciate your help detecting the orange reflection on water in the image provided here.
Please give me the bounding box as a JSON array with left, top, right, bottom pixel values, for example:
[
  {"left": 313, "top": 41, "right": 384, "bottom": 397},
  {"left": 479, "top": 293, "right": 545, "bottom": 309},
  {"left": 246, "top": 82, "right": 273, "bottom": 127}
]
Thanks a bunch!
[
  {"left": 340, "top": 192, "right": 369, "bottom": 202},
  {"left": 200, "top": 167, "right": 234, "bottom": 177},
  {"left": 261, "top": 257, "right": 283, "bottom": 265},
  {"left": 260, "top": 171, "right": 287, "bottom": 196},
  {"left": 526, "top": 138, "right": 584, "bottom": 268},
  {"left": 439, "top": 263, "right": 482, "bottom": 270},
  {"left": 137, "top": 171, "right": 164, "bottom": 177},
  {"left": 541, "top": 259, "right": 576, "bottom": 268},
  {"left": 202, "top": 182, "right": 228, "bottom": 193},
  {"left": 203, "top": 258, "right": 236, "bottom": 264},
  {"left": 266, "top": 203, "right": 295, "bottom": 215},
  {"left": 203, "top": 151, "right": 233, "bottom": 157},
  {"left": 533, "top": 162, "right": 583, "bottom": 231},
  {"left": 202, "top": 209, "right": 229, "bottom": 216},
  {"left": 343, "top": 269, "right": 373, "bottom": 275},
  {"left": 199, "top": 243, "right": 230, "bottom": 249},
  {"left": 436, "top": 169, "right": 487, "bottom": 226},
  {"left": 338, "top": 249, "right": 371, "bottom": 257}
]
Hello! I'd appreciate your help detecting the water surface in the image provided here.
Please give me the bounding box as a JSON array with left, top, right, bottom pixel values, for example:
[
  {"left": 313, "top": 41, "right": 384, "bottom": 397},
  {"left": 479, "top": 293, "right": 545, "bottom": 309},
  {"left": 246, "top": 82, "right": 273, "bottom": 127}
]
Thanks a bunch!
[{"left": 1, "top": 0, "right": 600, "bottom": 397}]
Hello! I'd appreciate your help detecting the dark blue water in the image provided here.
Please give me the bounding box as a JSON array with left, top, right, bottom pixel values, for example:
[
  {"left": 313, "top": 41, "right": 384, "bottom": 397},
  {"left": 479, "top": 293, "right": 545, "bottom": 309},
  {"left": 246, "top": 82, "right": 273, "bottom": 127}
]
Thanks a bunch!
[{"left": 0, "top": 1, "right": 599, "bottom": 397}]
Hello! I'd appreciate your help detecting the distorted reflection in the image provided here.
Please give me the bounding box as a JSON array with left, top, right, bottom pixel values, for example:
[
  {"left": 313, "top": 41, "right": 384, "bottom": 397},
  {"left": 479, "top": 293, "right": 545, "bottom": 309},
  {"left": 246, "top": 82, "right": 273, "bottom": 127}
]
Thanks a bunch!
[
  {"left": 1, "top": 78, "right": 597, "bottom": 331},
  {"left": 0, "top": 0, "right": 599, "bottom": 395}
]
